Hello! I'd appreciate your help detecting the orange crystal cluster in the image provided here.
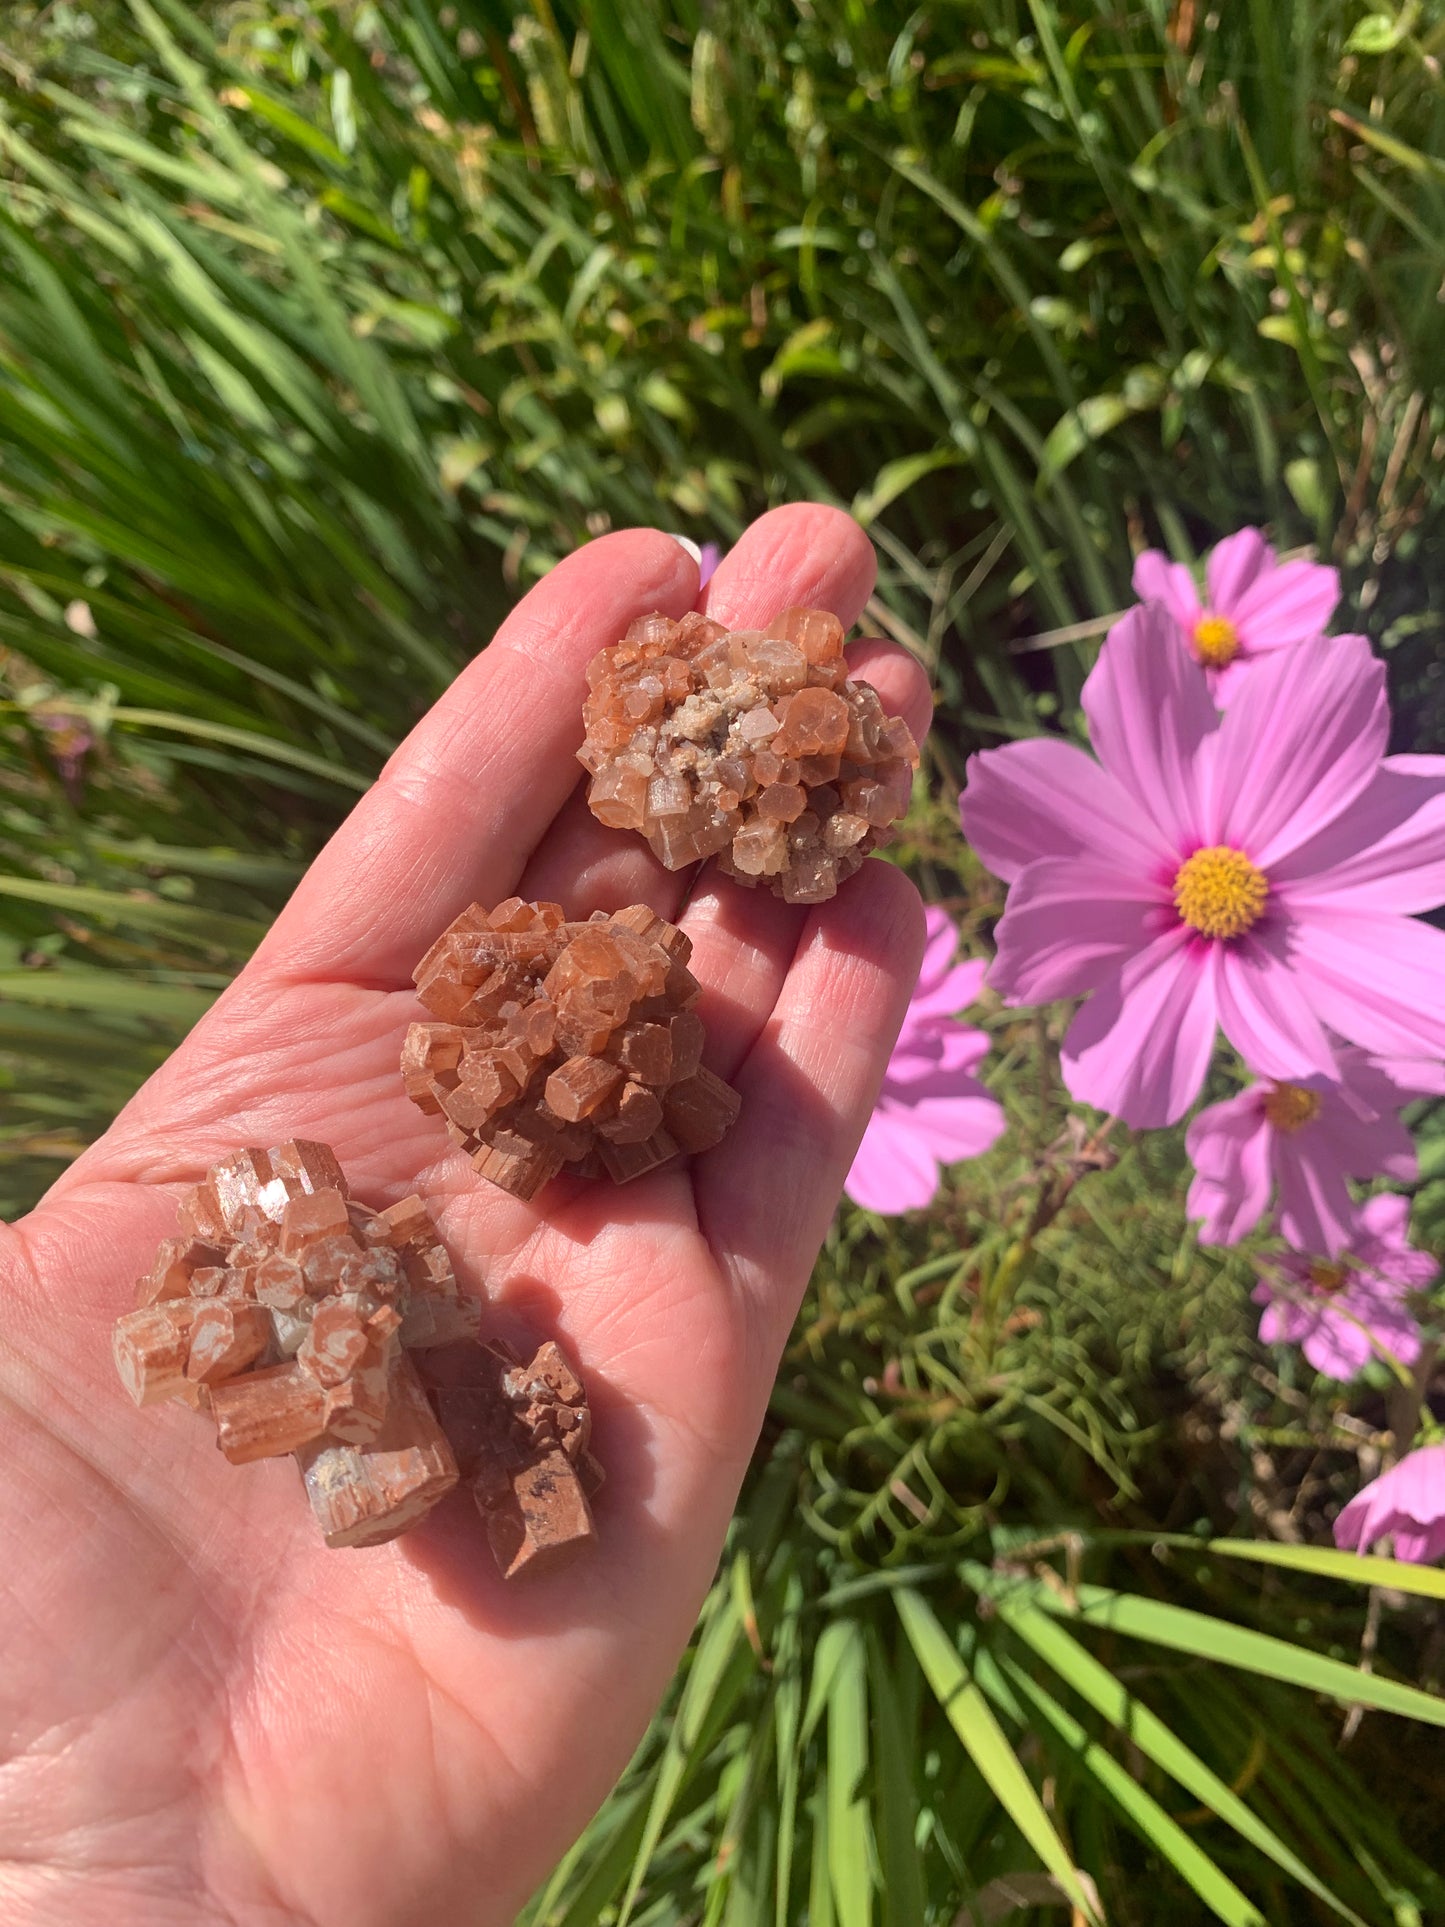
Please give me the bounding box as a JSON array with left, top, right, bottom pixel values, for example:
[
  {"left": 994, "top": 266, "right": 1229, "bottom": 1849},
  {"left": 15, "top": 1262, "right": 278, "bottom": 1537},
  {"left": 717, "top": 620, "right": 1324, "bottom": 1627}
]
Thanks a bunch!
[
  {"left": 113, "top": 1141, "right": 474, "bottom": 1547},
  {"left": 420, "top": 1338, "right": 603, "bottom": 1579},
  {"left": 579, "top": 606, "right": 919, "bottom": 903},
  {"left": 405, "top": 898, "right": 741, "bottom": 1199}
]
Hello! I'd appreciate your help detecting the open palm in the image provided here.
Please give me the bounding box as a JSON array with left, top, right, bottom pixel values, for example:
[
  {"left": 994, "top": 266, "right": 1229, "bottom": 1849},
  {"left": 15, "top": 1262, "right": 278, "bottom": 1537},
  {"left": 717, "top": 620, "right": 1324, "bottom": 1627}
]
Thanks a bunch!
[{"left": 0, "top": 506, "right": 931, "bottom": 1927}]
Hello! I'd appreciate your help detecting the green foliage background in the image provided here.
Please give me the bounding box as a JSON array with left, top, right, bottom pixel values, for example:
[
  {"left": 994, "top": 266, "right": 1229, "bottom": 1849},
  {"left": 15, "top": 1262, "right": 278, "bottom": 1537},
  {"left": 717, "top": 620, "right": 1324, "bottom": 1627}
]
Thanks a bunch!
[{"left": 3, "top": 2, "right": 1445, "bottom": 1920}]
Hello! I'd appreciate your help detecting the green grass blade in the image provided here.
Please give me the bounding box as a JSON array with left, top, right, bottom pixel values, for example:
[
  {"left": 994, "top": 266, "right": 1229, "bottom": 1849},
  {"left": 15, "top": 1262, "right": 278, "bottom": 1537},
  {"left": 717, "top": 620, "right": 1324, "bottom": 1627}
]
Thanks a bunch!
[
  {"left": 865, "top": 1630, "right": 926, "bottom": 1927},
  {"left": 822, "top": 1619, "right": 872, "bottom": 1927},
  {"left": 0, "top": 876, "right": 267, "bottom": 949},
  {"left": 997, "top": 1658, "right": 1266, "bottom": 1927},
  {"left": 617, "top": 1589, "right": 747, "bottom": 1925},
  {"left": 1179, "top": 1537, "right": 1445, "bottom": 1601},
  {"left": 988, "top": 1588, "right": 1366, "bottom": 1925},
  {"left": 894, "top": 1588, "right": 1099, "bottom": 1922},
  {"left": 1028, "top": 1579, "right": 1445, "bottom": 1729},
  {"left": 772, "top": 1571, "right": 804, "bottom": 1927},
  {"left": 112, "top": 709, "right": 371, "bottom": 791},
  {"left": 0, "top": 971, "right": 215, "bottom": 1022}
]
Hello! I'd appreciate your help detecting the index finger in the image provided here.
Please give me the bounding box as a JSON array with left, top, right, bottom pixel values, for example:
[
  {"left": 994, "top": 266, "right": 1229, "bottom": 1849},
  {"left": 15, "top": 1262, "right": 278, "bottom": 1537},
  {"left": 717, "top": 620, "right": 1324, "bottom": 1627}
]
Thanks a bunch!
[{"left": 253, "top": 529, "right": 699, "bottom": 988}]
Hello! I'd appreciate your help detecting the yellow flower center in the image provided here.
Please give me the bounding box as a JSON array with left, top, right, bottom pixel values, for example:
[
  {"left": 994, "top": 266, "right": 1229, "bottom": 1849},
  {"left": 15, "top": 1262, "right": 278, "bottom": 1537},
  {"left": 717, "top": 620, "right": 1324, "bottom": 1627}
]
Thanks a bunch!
[
  {"left": 1262, "top": 1083, "right": 1322, "bottom": 1134},
  {"left": 1193, "top": 613, "right": 1240, "bottom": 667},
  {"left": 1306, "top": 1259, "right": 1348, "bottom": 1296},
  {"left": 1172, "top": 846, "right": 1269, "bottom": 940}
]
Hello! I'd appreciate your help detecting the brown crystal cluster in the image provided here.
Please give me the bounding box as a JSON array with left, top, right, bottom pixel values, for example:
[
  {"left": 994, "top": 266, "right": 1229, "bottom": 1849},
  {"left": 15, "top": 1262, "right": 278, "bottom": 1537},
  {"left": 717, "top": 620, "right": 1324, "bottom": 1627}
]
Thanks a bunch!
[
  {"left": 420, "top": 1339, "right": 602, "bottom": 1579},
  {"left": 405, "top": 898, "right": 740, "bottom": 1199},
  {"left": 578, "top": 606, "right": 919, "bottom": 903},
  {"left": 111, "top": 1141, "right": 599, "bottom": 1570}
]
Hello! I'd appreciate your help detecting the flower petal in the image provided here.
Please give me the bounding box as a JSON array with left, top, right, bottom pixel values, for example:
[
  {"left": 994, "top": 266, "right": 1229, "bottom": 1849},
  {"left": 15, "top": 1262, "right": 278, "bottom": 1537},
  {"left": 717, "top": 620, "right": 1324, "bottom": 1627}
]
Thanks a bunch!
[
  {"left": 1272, "top": 753, "right": 1445, "bottom": 914},
  {"left": 1275, "top": 1137, "right": 1357, "bottom": 1258},
  {"left": 1380, "top": 1446, "right": 1445, "bottom": 1532},
  {"left": 1207, "top": 655, "right": 1255, "bottom": 707},
  {"left": 1291, "top": 909, "right": 1445, "bottom": 1061},
  {"left": 1316, "top": 1096, "right": 1417, "bottom": 1186},
  {"left": 1334, "top": 1446, "right": 1445, "bottom": 1556},
  {"left": 1133, "top": 550, "right": 1201, "bottom": 634},
  {"left": 1231, "top": 555, "right": 1339, "bottom": 648},
  {"left": 1357, "top": 1190, "right": 1413, "bottom": 1249},
  {"left": 917, "top": 906, "right": 964, "bottom": 990},
  {"left": 1214, "top": 928, "right": 1337, "bottom": 1082},
  {"left": 844, "top": 1113, "right": 941, "bottom": 1213},
  {"left": 1205, "top": 527, "right": 1272, "bottom": 613},
  {"left": 1061, "top": 929, "right": 1218, "bottom": 1127},
  {"left": 1084, "top": 606, "right": 1218, "bottom": 848},
  {"left": 960, "top": 737, "right": 1164, "bottom": 885},
  {"left": 1346, "top": 1290, "right": 1423, "bottom": 1371},
  {"left": 1391, "top": 1523, "right": 1445, "bottom": 1565},
  {"left": 907, "top": 952, "right": 989, "bottom": 1023},
  {"left": 1298, "top": 1301, "right": 1375, "bottom": 1380},
  {"left": 903, "top": 1090, "right": 1007, "bottom": 1163},
  {"left": 990, "top": 856, "right": 1167, "bottom": 1004},
  {"left": 887, "top": 1024, "right": 990, "bottom": 1087},
  {"left": 1214, "top": 634, "right": 1388, "bottom": 867},
  {"left": 1185, "top": 1089, "right": 1273, "bottom": 1244}
]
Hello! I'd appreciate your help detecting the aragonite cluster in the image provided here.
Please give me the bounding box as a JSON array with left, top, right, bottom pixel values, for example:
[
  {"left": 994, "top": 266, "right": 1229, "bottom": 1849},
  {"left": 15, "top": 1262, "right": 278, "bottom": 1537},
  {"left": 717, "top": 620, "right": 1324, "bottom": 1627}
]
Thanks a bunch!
[
  {"left": 578, "top": 605, "right": 919, "bottom": 903},
  {"left": 404, "top": 897, "right": 740, "bottom": 1200},
  {"left": 111, "top": 1140, "right": 599, "bottom": 1570},
  {"left": 419, "top": 1338, "right": 603, "bottom": 1580}
]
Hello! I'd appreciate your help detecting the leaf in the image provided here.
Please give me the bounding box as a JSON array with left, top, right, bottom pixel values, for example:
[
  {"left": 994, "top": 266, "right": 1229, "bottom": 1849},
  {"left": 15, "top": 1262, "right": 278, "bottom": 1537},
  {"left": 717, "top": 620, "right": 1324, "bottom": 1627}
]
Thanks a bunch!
[
  {"left": 866, "top": 1632, "right": 926, "bottom": 1927},
  {"left": 1027, "top": 1579, "right": 1445, "bottom": 1728},
  {"left": 760, "top": 320, "right": 846, "bottom": 400},
  {"left": 822, "top": 1620, "right": 872, "bottom": 1927},
  {"left": 1284, "top": 457, "right": 1329, "bottom": 520},
  {"left": 894, "top": 1589, "right": 1099, "bottom": 1922},
  {"left": 1345, "top": 8, "right": 1418, "bottom": 55},
  {"left": 0, "top": 876, "right": 266, "bottom": 949},
  {"left": 1181, "top": 1536, "right": 1445, "bottom": 1602},
  {"left": 618, "top": 1590, "right": 750, "bottom": 1925},
  {"left": 112, "top": 709, "right": 371, "bottom": 791},
  {"left": 986, "top": 1586, "right": 1366, "bottom": 1924},
  {"left": 852, "top": 452, "right": 966, "bottom": 528},
  {"left": 1328, "top": 109, "right": 1445, "bottom": 180},
  {"left": 1041, "top": 369, "right": 1167, "bottom": 478},
  {"left": 0, "top": 971, "right": 215, "bottom": 1022},
  {"left": 998, "top": 1660, "right": 1266, "bottom": 1926}
]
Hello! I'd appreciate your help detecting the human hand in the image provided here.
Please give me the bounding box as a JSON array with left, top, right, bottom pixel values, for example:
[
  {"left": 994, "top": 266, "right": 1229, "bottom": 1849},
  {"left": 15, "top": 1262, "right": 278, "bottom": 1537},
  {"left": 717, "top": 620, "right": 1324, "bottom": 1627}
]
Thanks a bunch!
[{"left": 0, "top": 505, "right": 932, "bottom": 1927}]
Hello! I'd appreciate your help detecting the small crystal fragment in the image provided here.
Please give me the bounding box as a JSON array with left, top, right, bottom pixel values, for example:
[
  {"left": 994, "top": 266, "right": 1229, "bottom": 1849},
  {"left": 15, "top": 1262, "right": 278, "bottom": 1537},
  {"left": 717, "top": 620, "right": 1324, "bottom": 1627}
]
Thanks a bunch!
[
  {"left": 664, "top": 1066, "right": 743, "bottom": 1155},
  {"left": 211, "top": 1363, "right": 331, "bottom": 1463},
  {"left": 420, "top": 1338, "right": 600, "bottom": 1579},
  {"left": 404, "top": 901, "right": 741, "bottom": 1199},
  {"left": 186, "top": 1300, "right": 273, "bottom": 1385},
  {"left": 297, "top": 1351, "right": 458, "bottom": 1549},
  {"left": 114, "top": 1299, "right": 203, "bottom": 1406},
  {"left": 578, "top": 606, "right": 918, "bottom": 899}
]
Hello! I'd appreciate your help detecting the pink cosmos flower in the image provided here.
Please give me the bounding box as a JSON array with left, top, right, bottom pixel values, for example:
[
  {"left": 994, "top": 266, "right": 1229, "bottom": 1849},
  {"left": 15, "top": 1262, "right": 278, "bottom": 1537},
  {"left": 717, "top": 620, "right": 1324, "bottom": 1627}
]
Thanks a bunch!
[
  {"left": 1133, "top": 526, "right": 1340, "bottom": 703},
  {"left": 845, "top": 907, "right": 1006, "bottom": 1212},
  {"left": 1252, "top": 1192, "right": 1434, "bottom": 1379},
  {"left": 1334, "top": 1444, "right": 1445, "bottom": 1564},
  {"left": 1187, "top": 1048, "right": 1439, "bottom": 1256},
  {"left": 960, "top": 608, "right": 1445, "bottom": 1129}
]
